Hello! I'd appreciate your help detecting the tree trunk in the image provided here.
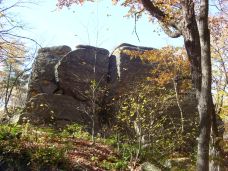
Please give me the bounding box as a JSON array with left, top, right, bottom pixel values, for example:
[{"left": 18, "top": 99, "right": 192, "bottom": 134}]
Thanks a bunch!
[
  {"left": 4, "top": 64, "right": 12, "bottom": 114},
  {"left": 141, "top": 0, "right": 220, "bottom": 170},
  {"left": 196, "top": 0, "right": 212, "bottom": 170},
  {"left": 209, "top": 97, "right": 224, "bottom": 171},
  {"left": 182, "top": 0, "right": 202, "bottom": 100}
]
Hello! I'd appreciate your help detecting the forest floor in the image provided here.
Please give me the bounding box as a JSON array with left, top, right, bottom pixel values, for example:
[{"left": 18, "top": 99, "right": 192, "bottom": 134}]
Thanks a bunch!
[
  {"left": 0, "top": 120, "right": 228, "bottom": 170},
  {"left": 0, "top": 124, "right": 127, "bottom": 171}
]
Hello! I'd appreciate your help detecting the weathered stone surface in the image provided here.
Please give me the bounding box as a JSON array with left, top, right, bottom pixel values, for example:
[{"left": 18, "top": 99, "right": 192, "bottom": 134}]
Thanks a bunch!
[
  {"left": 20, "top": 93, "right": 91, "bottom": 127},
  {"left": 21, "top": 45, "right": 109, "bottom": 128},
  {"left": 106, "top": 43, "right": 156, "bottom": 106},
  {"left": 27, "top": 45, "right": 71, "bottom": 99},
  {"left": 38, "top": 45, "right": 71, "bottom": 55},
  {"left": 108, "top": 43, "right": 155, "bottom": 85},
  {"left": 57, "top": 45, "right": 109, "bottom": 101}
]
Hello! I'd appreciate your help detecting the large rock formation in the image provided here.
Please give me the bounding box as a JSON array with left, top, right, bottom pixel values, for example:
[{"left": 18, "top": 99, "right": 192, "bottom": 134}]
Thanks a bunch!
[
  {"left": 107, "top": 43, "right": 197, "bottom": 122},
  {"left": 20, "top": 43, "right": 197, "bottom": 131},
  {"left": 20, "top": 45, "right": 109, "bottom": 129},
  {"left": 27, "top": 45, "right": 71, "bottom": 99},
  {"left": 108, "top": 43, "right": 155, "bottom": 85},
  {"left": 57, "top": 45, "right": 109, "bottom": 101},
  {"left": 107, "top": 43, "right": 156, "bottom": 97}
]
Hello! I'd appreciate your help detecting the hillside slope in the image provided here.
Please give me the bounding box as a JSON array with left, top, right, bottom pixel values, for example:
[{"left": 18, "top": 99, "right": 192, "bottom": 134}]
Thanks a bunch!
[{"left": 0, "top": 124, "right": 127, "bottom": 171}]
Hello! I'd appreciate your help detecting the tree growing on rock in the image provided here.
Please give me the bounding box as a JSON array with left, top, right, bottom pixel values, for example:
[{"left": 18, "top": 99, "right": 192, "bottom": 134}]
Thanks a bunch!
[{"left": 56, "top": 0, "right": 226, "bottom": 170}]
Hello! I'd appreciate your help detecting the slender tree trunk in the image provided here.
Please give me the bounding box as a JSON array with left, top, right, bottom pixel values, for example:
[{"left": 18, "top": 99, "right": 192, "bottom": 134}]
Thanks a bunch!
[
  {"left": 209, "top": 97, "right": 224, "bottom": 171},
  {"left": 196, "top": 0, "right": 212, "bottom": 170},
  {"left": 173, "top": 79, "right": 184, "bottom": 133},
  {"left": 182, "top": 0, "right": 202, "bottom": 100},
  {"left": 4, "top": 64, "right": 12, "bottom": 114}
]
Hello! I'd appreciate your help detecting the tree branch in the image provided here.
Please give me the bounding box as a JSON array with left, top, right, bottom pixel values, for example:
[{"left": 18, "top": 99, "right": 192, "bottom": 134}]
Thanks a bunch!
[
  {"left": 0, "top": 26, "right": 22, "bottom": 34},
  {"left": 1, "top": 32, "right": 42, "bottom": 48},
  {"left": 133, "top": 9, "right": 144, "bottom": 42},
  {"left": 141, "top": 0, "right": 182, "bottom": 37},
  {"left": 159, "top": 21, "right": 182, "bottom": 38},
  {"left": 141, "top": 0, "right": 165, "bottom": 20}
]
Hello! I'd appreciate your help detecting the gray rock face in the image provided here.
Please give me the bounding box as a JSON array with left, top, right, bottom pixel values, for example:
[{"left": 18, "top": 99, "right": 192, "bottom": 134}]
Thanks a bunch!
[
  {"left": 21, "top": 45, "right": 109, "bottom": 129},
  {"left": 106, "top": 44, "right": 158, "bottom": 114},
  {"left": 38, "top": 45, "right": 71, "bottom": 55},
  {"left": 20, "top": 94, "right": 91, "bottom": 127},
  {"left": 57, "top": 45, "right": 109, "bottom": 101},
  {"left": 108, "top": 43, "right": 155, "bottom": 88},
  {"left": 27, "top": 45, "right": 71, "bottom": 99}
]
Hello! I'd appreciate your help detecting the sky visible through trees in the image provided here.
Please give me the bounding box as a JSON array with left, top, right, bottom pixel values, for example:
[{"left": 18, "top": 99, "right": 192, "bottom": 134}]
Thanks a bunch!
[{"left": 4, "top": 0, "right": 184, "bottom": 51}]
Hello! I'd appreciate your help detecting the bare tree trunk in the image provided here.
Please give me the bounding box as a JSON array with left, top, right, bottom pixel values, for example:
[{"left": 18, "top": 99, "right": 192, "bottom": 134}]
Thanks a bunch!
[
  {"left": 4, "top": 64, "right": 12, "bottom": 114},
  {"left": 182, "top": 0, "right": 202, "bottom": 100},
  {"left": 209, "top": 98, "right": 224, "bottom": 171},
  {"left": 5, "top": 68, "right": 31, "bottom": 113},
  {"left": 196, "top": 0, "right": 212, "bottom": 170},
  {"left": 173, "top": 79, "right": 184, "bottom": 133}
]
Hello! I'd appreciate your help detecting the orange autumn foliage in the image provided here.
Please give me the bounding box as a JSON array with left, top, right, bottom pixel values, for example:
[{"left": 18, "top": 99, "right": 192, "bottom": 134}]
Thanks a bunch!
[{"left": 123, "top": 46, "right": 191, "bottom": 90}]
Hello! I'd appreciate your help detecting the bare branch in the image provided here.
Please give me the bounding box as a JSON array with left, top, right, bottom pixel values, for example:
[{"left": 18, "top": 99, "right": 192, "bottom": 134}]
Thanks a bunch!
[
  {"left": 1, "top": 32, "right": 42, "bottom": 48},
  {"left": 0, "top": 2, "right": 20, "bottom": 13},
  {"left": 133, "top": 9, "right": 144, "bottom": 42},
  {"left": 0, "top": 1, "right": 37, "bottom": 13},
  {"left": 0, "top": 26, "right": 22, "bottom": 34}
]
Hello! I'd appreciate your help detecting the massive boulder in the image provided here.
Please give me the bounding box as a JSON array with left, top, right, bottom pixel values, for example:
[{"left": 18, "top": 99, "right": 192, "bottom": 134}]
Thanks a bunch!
[
  {"left": 21, "top": 94, "right": 91, "bottom": 127},
  {"left": 57, "top": 45, "right": 109, "bottom": 101},
  {"left": 20, "top": 45, "right": 109, "bottom": 129},
  {"left": 27, "top": 45, "right": 71, "bottom": 99}
]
